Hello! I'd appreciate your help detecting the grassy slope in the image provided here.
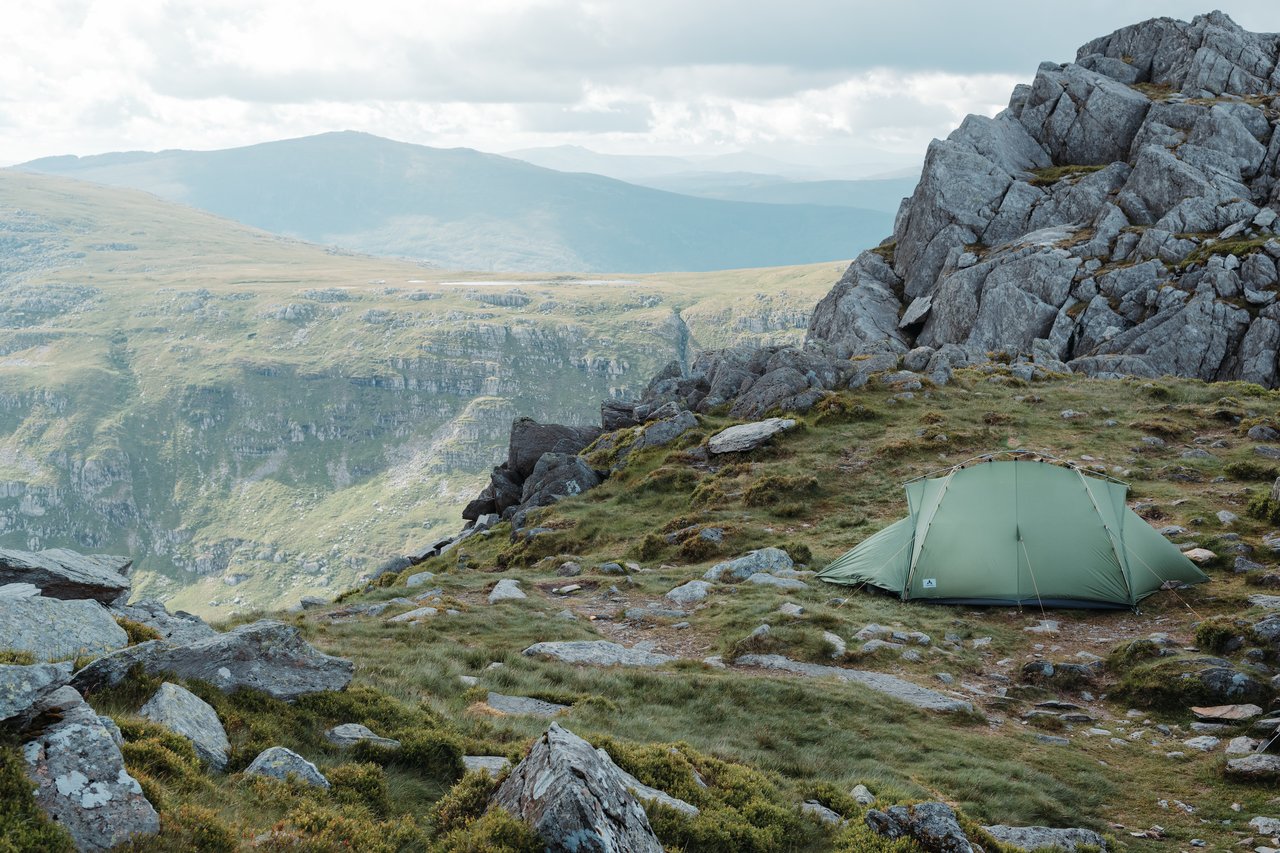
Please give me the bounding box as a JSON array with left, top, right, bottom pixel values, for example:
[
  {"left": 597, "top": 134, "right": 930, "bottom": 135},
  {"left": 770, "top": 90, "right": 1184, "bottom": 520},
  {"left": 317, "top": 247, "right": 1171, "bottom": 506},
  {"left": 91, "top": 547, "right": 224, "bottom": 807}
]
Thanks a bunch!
[
  {"left": 0, "top": 170, "right": 840, "bottom": 615},
  {"left": 53, "top": 368, "right": 1279, "bottom": 850}
]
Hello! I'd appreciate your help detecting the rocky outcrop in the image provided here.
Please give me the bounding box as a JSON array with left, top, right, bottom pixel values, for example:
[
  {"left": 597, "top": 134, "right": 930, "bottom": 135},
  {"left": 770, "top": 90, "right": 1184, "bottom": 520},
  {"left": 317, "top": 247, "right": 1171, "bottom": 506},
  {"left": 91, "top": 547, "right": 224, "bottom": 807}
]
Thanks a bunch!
[
  {"left": 139, "top": 682, "right": 231, "bottom": 771},
  {"left": 802, "top": 12, "right": 1280, "bottom": 386},
  {"left": 21, "top": 686, "right": 160, "bottom": 850},
  {"left": 0, "top": 661, "right": 72, "bottom": 723},
  {"left": 984, "top": 824, "right": 1109, "bottom": 851},
  {"left": 0, "top": 547, "right": 131, "bottom": 604},
  {"left": 865, "top": 801, "right": 978, "bottom": 852},
  {"left": 491, "top": 723, "right": 663, "bottom": 853},
  {"left": 71, "top": 620, "right": 354, "bottom": 701},
  {"left": 108, "top": 599, "right": 216, "bottom": 644}
]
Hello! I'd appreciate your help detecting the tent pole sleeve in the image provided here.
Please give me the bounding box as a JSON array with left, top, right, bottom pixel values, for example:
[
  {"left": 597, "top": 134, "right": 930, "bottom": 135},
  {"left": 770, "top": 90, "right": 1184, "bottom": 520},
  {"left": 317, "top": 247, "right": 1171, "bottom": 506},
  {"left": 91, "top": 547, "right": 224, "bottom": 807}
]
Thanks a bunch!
[{"left": 1072, "top": 466, "right": 1135, "bottom": 606}]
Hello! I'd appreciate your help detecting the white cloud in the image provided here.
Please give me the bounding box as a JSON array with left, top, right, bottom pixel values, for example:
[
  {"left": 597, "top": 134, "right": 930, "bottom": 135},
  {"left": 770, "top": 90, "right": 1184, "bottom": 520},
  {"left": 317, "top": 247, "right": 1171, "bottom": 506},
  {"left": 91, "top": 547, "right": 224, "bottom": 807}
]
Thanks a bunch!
[{"left": 0, "top": 1, "right": 1274, "bottom": 168}]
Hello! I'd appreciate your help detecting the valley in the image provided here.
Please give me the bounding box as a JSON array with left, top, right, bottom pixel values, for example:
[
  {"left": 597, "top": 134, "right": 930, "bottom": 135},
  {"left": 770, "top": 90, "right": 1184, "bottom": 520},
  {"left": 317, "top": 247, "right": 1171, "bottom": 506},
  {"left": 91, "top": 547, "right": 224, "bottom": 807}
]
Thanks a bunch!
[{"left": 0, "top": 170, "right": 841, "bottom": 614}]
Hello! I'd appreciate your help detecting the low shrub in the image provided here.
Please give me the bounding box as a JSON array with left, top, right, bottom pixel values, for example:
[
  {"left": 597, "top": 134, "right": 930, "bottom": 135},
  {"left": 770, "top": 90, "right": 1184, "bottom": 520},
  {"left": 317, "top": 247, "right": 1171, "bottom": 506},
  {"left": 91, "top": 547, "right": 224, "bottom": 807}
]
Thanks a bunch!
[
  {"left": 328, "top": 762, "right": 391, "bottom": 816},
  {"left": 115, "top": 617, "right": 162, "bottom": 645},
  {"left": 430, "top": 771, "right": 500, "bottom": 836},
  {"left": 431, "top": 807, "right": 540, "bottom": 853},
  {"left": 743, "top": 475, "right": 818, "bottom": 507},
  {"left": 1194, "top": 618, "right": 1251, "bottom": 654},
  {"left": 1248, "top": 493, "right": 1280, "bottom": 525},
  {"left": 115, "top": 804, "right": 236, "bottom": 853},
  {"left": 636, "top": 533, "right": 666, "bottom": 561},
  {"left": 1226, "top": 460, "right": 1278, "bottom": 481}
]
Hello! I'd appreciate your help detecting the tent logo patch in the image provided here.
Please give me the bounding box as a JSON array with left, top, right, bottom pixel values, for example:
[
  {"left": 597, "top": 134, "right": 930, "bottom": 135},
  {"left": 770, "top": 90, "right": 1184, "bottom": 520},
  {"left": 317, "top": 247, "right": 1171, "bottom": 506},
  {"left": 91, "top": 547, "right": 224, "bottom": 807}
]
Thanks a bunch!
[{"left": 922, "top": 578, "right": 937, "bottom": 589}]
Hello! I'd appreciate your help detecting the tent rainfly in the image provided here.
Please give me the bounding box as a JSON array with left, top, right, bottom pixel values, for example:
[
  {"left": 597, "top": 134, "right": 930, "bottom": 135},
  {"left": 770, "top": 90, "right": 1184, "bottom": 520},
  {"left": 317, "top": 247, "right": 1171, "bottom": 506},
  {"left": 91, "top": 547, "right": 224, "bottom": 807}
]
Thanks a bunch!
[{"left": 818, "top": 456, "right": 1208, "bottom": 609}]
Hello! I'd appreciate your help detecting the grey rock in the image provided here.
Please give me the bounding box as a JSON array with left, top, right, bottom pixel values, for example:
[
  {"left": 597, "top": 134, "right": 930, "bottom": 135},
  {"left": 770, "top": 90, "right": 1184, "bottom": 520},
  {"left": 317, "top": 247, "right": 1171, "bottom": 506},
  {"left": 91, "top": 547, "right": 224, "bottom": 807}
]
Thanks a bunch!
[
  {"left": 666, "top": 580, "right": 711, "bottom": 605},
  {"left": 325, "top": 723, "right": 401, "bottom": 749},
  {"left": 808, "top": 252, "right": 911, "bottom": 355},
  {"left": 522, "top": 640, "right": 675, "bottom": 667},
  {"left": 520, "top": 453, "right": 602, "bottom": 510},
  {"left": 405, "top": 570, "right": 435, "bottom": 587},
  {"left": 745, "top": 572, "right": 808, "bottom": 590},
  {"left": 822, "top": 631, "right": 847, "bottom": 658},
  {"left": 707, "top": 417, "right": 796, "bottom": 454},
  {"left": 851, "top": 784, "right": 875, "bottom": 806},
  {"left": 489, "top": 579, "right": 527, "bottom": 603},
  {"left": 463, "top": 755, "right": 512, "bottom": 778},
  {"left": 71, "top": 620, "right": 353, "bottom": 701},
  {"left": 802, "top": 800, "right": 846, "bottom": 825},
  {"left": 703, "top": 547, "right": 794, "bottom": 582},
  {"left": 1249, "top": 425, "right": 1280, "bottom": 441},
  {"left": 865, "top": 800, "right": 977, "bottom": 852},
  {"left": 507, "top": 418, "right": 601, "bottom": 480},
  {"left": 22, "top": 686, "right": 159, "bottom": 850},
  {"left": 487, "top": 692, "right": 569, "bottom": 717},
  {"left": 984, "top": 824, "right": 1109, "bottom": 851},
  {"left": 0, "top": 594, "right": 128, "bottom": 662},
  {"left": 386, "top": 606, "right": 438, "bottom": 623},
  {"left": 492, "top": 723, "right": 662, "bottom": 852},
  {"left": 1225, "top": 753, "right": 1280, "bottom": 781},
  {"left": 139, "top": 682, "right": 230, "bottom": 771},
  {"left": 109, "top": 599, "right": 216, "bottom": 644},
  {"left": 0, "top": 547, "right": 131, "bottom": 604},
  {"left": 0, "top": 661, "right": 72, "bottom": 723},
  {"left": 733, "top": 654, "right": 972, "bottom": 713},
  {"left": 625, "top": 606, "right": 686, "bottom": 620},
  {"left": 557, "top": 561, "right": 582, "bottom": 577},
  {"left": 244, "top": 746, "right": 330, "bottom": 788}
]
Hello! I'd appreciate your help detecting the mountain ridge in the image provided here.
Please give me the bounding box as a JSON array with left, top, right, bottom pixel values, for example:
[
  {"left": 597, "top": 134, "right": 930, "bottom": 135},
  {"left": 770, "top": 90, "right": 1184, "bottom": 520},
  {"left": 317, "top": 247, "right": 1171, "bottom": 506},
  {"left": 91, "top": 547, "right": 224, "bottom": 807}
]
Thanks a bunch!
[{"left": 15, "top": 131, "right": 891, "bottom": 274}]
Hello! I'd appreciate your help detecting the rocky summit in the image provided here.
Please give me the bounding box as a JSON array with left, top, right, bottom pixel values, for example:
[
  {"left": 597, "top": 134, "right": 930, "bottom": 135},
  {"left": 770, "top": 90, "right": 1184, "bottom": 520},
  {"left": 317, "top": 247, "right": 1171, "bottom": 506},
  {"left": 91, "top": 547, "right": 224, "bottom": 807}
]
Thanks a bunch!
[{"left": 814, "top": 11, "right": 1280, "bottom": 386}]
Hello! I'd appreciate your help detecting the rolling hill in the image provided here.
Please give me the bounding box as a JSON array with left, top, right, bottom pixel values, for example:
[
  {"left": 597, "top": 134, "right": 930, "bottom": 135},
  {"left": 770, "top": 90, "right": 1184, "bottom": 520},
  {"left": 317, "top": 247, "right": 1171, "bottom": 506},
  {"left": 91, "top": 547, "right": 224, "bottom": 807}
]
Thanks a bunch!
[{"left": 16, "top": 132, "right": 890, "bottom": 273}]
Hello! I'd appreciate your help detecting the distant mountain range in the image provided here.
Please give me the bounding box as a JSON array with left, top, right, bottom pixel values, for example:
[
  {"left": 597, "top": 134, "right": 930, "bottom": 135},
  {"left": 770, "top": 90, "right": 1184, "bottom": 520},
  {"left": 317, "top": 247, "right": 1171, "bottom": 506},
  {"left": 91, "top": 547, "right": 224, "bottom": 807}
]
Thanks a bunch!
[{"left": 17, "top": 132, "right": 899, "bottom": 273}]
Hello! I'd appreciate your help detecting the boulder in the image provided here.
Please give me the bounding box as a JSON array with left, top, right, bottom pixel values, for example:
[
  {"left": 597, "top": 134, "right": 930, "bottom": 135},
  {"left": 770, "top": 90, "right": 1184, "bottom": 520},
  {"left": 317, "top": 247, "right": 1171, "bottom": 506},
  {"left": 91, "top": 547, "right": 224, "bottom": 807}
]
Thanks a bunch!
[
  {"left": 519, "top": 453, "right": 602, "bottom": 510},
  {"left": 405, "top": 570, "right": 435, "bottom": 588},
  {"left": 486, "top": 692, "right": 569, "bottom": 718},
  {"left": 0, "top": 547, "right": 131, "bottom": 604},
  {"left": 507, "top": 418, "right": 602, "bottom": 480},
  {"left": 71, "top": 620, "right": 353, "bottom": 701},
  {"left": 244, "top": 746, "right": 330, "bottom": 788},
  {"left": 984, "top": 825, "right": 1109, "bottom": 851},
  {"left": 0, "top": 593, "right": 128, "bottom": 662},
  {"left": 522, "top": 640, "right": 675, "bottom": 667},
  {"left": 745, "top": 572, "right": 808, "bottom": 590},
  {"left": 865, "top": 801, "right": 977, "bottom": 852},
  {"left": 139, "top": 682, "right": 231, "bottom": 771},
  {"left": 22, "top": 686, "right": 159, "bottom": 850},
  {"left": 704, "top": 547, "right": 795, "bottom": 582},
  {"left": 707, "top": 418, "right": 796, "bottom": 454},
  {"left": 0, "top": 661, "right": 72, "bottom": 724},
  {"left": 665, "top": 580, "right": 711, "bottom": 605},
  {"left": 488, "top": 579, "right": 527, "bottom": 603},
  {"left": 325, "top": 723, "right": 401, "bottom": 749},
  {"left": 491, "top": 723, "right": 662, "bottom": 853}
]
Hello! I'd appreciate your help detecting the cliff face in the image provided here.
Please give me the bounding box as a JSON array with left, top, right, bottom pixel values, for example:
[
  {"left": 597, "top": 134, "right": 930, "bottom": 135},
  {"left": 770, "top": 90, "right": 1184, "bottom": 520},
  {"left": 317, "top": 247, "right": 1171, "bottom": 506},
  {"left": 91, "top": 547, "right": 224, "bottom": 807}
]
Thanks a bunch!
[
  {"left": 810, "top": 12, "right": 1280, "bottom": 385},
  {"left": 0, "top": 172, "right": 835, "bottom": 613}
]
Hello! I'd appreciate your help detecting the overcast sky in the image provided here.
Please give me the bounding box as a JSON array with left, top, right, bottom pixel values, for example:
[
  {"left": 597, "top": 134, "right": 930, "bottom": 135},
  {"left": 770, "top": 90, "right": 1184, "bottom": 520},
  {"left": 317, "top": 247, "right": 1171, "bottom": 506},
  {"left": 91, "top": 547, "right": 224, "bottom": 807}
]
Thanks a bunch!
[{"left": 0, "top": 2, "right": 1274, "bottom": 173}]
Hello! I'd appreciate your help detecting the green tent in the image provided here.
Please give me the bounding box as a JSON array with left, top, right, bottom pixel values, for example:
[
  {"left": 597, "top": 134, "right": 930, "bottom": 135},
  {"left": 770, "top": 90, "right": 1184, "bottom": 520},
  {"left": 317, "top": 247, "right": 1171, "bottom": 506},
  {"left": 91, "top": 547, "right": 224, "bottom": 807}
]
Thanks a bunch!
[{"left": 818, "top": 455, "right": 1208, "bottom": 609}]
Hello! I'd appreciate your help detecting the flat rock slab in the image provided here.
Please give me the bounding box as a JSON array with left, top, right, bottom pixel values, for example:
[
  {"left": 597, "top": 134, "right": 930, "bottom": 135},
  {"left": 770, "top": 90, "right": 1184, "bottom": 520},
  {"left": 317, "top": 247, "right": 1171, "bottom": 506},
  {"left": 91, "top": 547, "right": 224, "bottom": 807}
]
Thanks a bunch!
[
  {"left": 708, "top": 418, "right": 796, "bottom": 454},
  {"left": 734, "top": 654, "right": 973, "bottom": 713},
  {"left": 1249, "top": 594, "right": 1280, "bottom": 609},
  {"left": 325, "top": 723, "right": 401, "bottom": 749},
  {"left": 463, "top": 755, "right": 512, "bottom": 778},
  {"left": 0, "top": 662, "right": 72, "bottom": 723},
  {"left": 1, "top": 595, "right": 128, "bottom": 662},
  {"left": 523, "top": 640, "right": 675, "bottom": 667},
  {"left": 140, "top": 682, "right": 230, "bottom": 771},
  {"left": 983, "top": 824, "right": 1109, "bottom": 852},
  {"left": 72, "top": 620, "right": 353, "bottom": 701},
  {"left": 386, "top": 606, "right": 438, "bottom": 623},
  {"left": 0, "top": 547, "right": 131, "bottom": 604},
  {"left": 487, "top": 691, "right": 570, "bottom": 717},
  {"left": 1193, "top": 703, "right": 1263, "bottom": 721},
  {"left": 745, "top": 572, "right": 808, "bottom": 590},
  {"left": 22, "top": 686, "right": 159, "bottom": 850},
  {"left": 492, "top": 723, "right": 662, "bottom": 852},
  {"left": 1226, "top": 753, "right": 1280, "bottom": 781},
  {"left": 245, "top": 746, "right": 330, "bottom": 788}
]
